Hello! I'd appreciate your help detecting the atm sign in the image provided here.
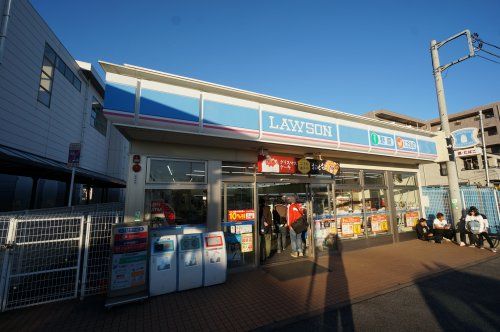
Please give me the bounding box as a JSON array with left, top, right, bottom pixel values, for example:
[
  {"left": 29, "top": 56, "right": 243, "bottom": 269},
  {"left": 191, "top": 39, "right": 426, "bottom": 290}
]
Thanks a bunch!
[{"left": 228, "top": 209, "right": 255, "bottom": 222}]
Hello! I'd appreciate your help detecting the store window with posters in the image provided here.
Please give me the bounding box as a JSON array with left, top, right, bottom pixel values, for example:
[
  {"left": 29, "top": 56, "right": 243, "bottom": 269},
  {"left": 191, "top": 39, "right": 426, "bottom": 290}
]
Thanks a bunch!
[
  {"left": 221, "top": 183, "right": 255, "bottom": 269},
  {"left": 335, "top": 189, "right": 365, "bottom": 239},
  {"left": 393, "top": 172, "right": 420, "bottom": 233},
  {"left": 364, "top": 189, "right": 390, "bottom": 236}
]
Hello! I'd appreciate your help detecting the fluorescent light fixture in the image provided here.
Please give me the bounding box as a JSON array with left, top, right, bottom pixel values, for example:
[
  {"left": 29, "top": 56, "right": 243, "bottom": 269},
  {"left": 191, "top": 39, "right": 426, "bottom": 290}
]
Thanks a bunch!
[{"left": 167, "top": 165, "right": 173, "bottom": 176}]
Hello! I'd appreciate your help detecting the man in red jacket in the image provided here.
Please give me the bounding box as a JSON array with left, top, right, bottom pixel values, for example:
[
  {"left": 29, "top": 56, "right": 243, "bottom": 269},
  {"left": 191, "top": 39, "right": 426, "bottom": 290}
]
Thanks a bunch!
[{"left": 287, "top": 195, "right": 306, "bottom": 257}]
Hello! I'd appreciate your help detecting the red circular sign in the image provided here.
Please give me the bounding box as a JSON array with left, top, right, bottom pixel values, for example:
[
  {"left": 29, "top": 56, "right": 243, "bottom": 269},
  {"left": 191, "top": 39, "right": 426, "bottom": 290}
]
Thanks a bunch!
[{"left": 132, "top": 164, "right": 141, "bottom": 172}]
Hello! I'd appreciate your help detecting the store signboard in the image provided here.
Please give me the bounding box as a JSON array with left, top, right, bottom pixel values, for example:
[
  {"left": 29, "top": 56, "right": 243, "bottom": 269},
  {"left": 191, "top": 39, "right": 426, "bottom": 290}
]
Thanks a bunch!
[
  {"left": 370, "top": 131, "right": 395, "bottom": 150},
  {"left": 340, "top": 217, "right": 362, "bottom": 237},
  {"left": 258, "top": 155, "right": 297, "bottom": 173},
  {"left": 106, "top": 223, "right": 149, "bottom": 307},
  {"left": 405, "top": 211, "right": 419, "bottom": 228},
  {"left": 228, "top": 209, "right": 255, "bottom": 222},
  {"left": 396, "top": 136, "right": 418, "bottom": 153},
  {"left": 451, "top": 128, "right": 479, "bottom": 149},
  {"left": 370, "top": 214, "right": 389, "bottom": 233},
  {"left": 67, "top": 143, "right": 81, "bottom": 167},
  {"left": 240, "top": 233, "right": 253, "bottom": 252},
  {"left": 454, "top": 147, "right": 481, "bottom": 158}
]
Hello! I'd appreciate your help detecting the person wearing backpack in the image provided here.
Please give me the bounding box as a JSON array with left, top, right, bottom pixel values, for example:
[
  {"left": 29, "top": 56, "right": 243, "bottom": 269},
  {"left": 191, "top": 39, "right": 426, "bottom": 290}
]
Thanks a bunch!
[
  {"left": 287, "top": 195, "right": 307, "bottom": 258},
  {"left": 465, "top": 206, "right": 481, "bottom": 248},
  {"left": 477, "top": 211, "right": 496, "bottom": 253}
]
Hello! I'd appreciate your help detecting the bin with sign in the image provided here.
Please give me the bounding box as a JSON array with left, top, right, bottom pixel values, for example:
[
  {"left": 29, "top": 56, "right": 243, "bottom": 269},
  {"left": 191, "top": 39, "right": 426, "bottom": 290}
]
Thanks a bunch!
[
  {"left": 202, "top": 231, "right": 227, "bottom": 286},
  {"left": 149, "top": 228, "right": 178, "bottom": 296},
  {"left": 177, "top": 233, "right": 203, "bottom": 291}
]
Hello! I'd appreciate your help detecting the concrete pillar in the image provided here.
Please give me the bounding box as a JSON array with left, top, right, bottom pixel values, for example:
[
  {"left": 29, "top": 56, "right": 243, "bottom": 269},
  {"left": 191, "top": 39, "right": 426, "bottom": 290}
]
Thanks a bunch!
[{"left": 206, "top": 160, "right": 222, "bottom": 231}]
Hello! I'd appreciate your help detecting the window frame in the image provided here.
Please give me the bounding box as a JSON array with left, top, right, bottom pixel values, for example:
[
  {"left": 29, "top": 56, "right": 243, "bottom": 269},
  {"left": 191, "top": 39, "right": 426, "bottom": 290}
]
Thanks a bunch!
[
  {"left": 90, "top": 97, "right": 107, "bottom": 136},
  {"left": 146, "top": 157, "right": 208, "bottom": 185}
]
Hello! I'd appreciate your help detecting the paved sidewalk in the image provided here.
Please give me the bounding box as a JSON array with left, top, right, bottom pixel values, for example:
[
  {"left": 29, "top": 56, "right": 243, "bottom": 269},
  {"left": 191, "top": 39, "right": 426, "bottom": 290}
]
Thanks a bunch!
[{"left": 0, "top": 240, "right": 496, "bottom": 332}]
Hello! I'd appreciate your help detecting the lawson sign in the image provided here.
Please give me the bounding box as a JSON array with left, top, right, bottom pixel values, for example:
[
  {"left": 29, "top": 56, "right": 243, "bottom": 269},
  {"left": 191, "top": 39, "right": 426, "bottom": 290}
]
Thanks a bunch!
[{"left": 451, "top": 128, "right": 479, "bottom": 149}]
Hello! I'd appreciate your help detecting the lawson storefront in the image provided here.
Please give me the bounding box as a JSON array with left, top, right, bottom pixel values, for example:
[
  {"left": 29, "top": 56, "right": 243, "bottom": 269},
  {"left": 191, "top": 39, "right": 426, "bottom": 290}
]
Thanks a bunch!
[{"left": 100, "top": 61, "right": 446, "bottom": 269}]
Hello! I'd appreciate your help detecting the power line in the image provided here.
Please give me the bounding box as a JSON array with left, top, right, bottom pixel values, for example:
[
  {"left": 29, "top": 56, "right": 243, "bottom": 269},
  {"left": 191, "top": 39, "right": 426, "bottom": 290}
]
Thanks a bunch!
[
  {"left": 480, "top": 49, "right": 500, "bottom": 58},
  {"left": 479, "top": 39, "right": 500, "bottom": 50},
  {"left": 476, "top": 54, "right": 500, "bottom": 64}
]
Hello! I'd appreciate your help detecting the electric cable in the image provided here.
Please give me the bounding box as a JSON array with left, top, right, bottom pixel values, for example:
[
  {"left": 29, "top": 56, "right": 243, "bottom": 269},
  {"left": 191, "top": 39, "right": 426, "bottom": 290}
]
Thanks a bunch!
[
  {"left": 476, "top": 54, "right": 500, "bottom": 64},
  {"left": 480, "top": 49, "right": 500, "bottom": 58}
]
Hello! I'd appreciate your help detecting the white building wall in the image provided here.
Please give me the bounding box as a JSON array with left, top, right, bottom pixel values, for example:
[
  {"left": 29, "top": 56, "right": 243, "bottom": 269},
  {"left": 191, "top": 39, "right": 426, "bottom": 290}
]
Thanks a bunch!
[{"left": 0, "top": 0, "right": 129, "bottom": 181}]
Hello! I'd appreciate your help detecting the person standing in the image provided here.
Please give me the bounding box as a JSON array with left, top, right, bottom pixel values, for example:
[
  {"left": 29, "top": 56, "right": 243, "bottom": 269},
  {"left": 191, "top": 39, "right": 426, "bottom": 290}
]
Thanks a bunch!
[
  {"left": 273, "top": 203, "right": 288, "bottom": 253},
  {"left": 259, "top": 198, "right": 273, "bottom": 262},
  {"left": 287, "top": 195, "right": 306, "bottom": 257}
]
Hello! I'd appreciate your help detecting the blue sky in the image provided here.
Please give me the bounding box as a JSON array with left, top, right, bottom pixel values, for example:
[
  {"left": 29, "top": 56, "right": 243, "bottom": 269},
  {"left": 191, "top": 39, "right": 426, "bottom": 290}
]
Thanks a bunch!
[{"left": 31, "top": 0, "right": 499, "bottom": 120}]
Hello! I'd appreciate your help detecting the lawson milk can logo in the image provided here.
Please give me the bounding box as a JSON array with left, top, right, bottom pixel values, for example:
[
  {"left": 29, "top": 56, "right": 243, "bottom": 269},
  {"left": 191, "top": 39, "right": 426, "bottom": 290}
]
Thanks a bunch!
[{"left": 451, "top": 128, "right": 479, "bottom": 149}]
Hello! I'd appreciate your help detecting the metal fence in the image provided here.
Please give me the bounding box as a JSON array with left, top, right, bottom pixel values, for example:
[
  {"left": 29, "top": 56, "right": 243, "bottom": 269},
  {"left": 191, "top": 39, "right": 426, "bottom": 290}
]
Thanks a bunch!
[
  {"left": 0, "top": 209, "right": 123, "bottom": 312},
  {"left": 422, "top": 186, "right": 500, "bottom": 234}
]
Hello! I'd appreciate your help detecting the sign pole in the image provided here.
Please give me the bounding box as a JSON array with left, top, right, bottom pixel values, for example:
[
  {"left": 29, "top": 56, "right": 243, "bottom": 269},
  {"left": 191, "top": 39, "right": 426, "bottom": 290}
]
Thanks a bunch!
[
  {"left": 478, "top": 110, "right": 490, "bottom": 187},
  {"left": 68, "top": 167, "right": 75, "bottom": 207}
]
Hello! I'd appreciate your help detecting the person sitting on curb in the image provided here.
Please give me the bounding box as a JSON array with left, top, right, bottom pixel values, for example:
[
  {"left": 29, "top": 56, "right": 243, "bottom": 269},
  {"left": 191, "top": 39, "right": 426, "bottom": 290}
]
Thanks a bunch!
[
  {"left": 432, "top": 213, "right": 454, "bottom": 243},
  {"left": 465, "top": 206, "right": 480, "bottom": 248},
  {"left": 416, "top": 218, "right": 434, "bottom": 242}
]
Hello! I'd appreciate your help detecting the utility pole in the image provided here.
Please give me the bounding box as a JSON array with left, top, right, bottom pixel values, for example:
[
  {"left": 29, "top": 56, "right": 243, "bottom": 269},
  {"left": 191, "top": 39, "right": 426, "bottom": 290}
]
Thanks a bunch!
[
  {"left": 478, "top": 110, "right": 490, "bottom": 186},
  {"left": 430, "top": 30, "right": 475, "bottom": 242}
]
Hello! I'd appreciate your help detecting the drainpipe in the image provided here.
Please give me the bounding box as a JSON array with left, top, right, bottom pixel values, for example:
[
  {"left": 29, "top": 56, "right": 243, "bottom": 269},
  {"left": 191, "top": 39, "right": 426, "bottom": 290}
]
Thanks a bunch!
[{"left": 0, "top": 0, "right": 13, "bottom": 65}]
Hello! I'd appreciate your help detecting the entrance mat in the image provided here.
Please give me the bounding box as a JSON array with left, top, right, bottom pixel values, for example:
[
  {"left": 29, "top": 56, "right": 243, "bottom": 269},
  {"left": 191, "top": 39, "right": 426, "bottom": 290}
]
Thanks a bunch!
[{"left": 263, "top": 261, "right": 330, "bottom": 281}]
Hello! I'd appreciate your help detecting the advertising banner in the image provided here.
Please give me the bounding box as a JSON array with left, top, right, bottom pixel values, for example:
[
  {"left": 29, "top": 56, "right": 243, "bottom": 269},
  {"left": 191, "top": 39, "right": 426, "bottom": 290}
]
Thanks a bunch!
[
  {"left": 405, "top": 211, "right": 419, "bottom": 228},
  {"left": 451, "top": 128, "right": 479, "bottom": 149},
  {"left": 258, "top": 155, "right": 297, "bottom": 173},
  {"left": 227, "top": 209, "right": 255, "bottom": 222},
  {"left": 454, "top": 147, "right": 481, "bottom": 158},
  {"left": 370, "top": 214, "right": 389, "bottom": 233},
  {"left": 240, "top": 233, "right": 253, "bottom": 253},
  {"left": 106, "top": 223, "right": 149, "bottom": 307},
  {"left": 340, "top": 217, "right": 362, "bottom": 237}
]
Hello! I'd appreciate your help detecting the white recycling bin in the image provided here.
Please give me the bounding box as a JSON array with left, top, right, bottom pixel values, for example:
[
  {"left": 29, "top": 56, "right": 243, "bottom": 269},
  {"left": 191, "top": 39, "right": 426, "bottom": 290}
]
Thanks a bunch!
[
  {"left": 202, "top": 231, "right": 227, "bottom": 286},
  {"left": 177, "top": 233, "right": 203, "bottom": 291},
  {"left": 149, "top": 229, "right": 178, "bottom": 296}
]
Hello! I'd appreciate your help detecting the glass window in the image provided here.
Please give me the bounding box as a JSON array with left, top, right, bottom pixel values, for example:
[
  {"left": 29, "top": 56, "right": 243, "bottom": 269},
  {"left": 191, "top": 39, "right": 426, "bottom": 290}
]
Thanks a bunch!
[
  {"left": 42, "top": 57, "right": 54, "bottom": 77},
  {"left": 35, "top": 179, "right": 66, "bottom": 209},
  {"left": 37, "top": 87, "right": 51, "bottom": 107},
  {"left": 43, "top": 44, "right": 56, "bottom": 64},
  {"left": 439, "top": 163, "right": 448, "bottom": 176},
  {"left": 364, "top": 171, "right": 385, "bottom": 186},
  {"left": 90, "top": 98, "right": 107, "bottom": 136},
  {"left": 364, "top": 189, "right": 390, "bottom": 236},
  {"left": 65, "top": 67, "right": 74, "bottom": 82},
  {"left": 39, "top": 71, "right": 52, "bottom": 91},
  {"left": 145, "top": 188, "right": 207, "bottom": 226},
  {"left": 335, "top": 189, "right": 365, "bottom": 239},
  {"left": 56, "top": 57, "right": 66, "bottom": 74},
  {"left": 73, "top": 77, "right": 82, "bottom": 91},
  {"left": 393, "top": 187, "right": 421, "bottom": 233},
  {"left": 222, "top": 183, "right": 255, "bottom": 268},
  {"left": 335, "top": 169, "right": 360, "bottom": 186},
  {"left": 0, "top": 174, "right": 32, "bottom": 212},
  {"left": 393, "top": 172, "right": 417, "bottom": 186},
  {"left": 147, "top": 159, "right": 206, "bottom": 183}
]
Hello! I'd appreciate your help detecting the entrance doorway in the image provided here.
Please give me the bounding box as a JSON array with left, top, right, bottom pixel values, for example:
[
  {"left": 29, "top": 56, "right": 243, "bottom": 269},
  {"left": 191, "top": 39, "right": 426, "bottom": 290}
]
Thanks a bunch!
[{"left": 257, "top": 182, "right": 312, "bottom": 264}]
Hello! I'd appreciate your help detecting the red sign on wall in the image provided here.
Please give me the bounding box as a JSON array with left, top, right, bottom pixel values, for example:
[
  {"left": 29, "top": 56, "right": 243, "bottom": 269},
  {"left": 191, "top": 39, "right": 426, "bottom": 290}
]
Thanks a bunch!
[
  {"left": 257, "top": 155, "right": 297, "bottom": 174},
  {"left": 228, "top": 209, "right": 255, "bottom": 222}
]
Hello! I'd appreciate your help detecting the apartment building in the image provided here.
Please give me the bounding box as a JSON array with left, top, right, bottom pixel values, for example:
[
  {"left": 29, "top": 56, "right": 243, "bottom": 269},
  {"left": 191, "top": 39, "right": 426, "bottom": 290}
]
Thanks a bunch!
[
  {"left": 365, "top": 102, "right": 500, "bottom": 187},
  {"left": 0, "top": 0, "right": 129, "bottom": 211}
]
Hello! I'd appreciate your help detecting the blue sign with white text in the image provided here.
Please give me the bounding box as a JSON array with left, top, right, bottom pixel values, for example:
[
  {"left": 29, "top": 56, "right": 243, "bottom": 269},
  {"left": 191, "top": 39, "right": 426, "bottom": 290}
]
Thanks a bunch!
[
  {"left": 451, "top": 128, "right": 479, "bottom": 149},
  {"left": 262, "top": 111, "right": 337, "bottom": 142}
]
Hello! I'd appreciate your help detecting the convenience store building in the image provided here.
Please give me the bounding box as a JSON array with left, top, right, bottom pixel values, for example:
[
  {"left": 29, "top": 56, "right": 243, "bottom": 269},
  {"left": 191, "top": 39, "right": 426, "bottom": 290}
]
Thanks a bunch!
[{"left": 100, "top": 61, "right": 446, "bottom": 269}]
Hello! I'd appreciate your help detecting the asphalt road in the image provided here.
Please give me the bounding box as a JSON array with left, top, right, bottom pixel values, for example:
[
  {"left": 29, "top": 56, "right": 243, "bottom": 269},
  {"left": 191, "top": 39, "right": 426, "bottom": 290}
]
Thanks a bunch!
[{"left": 269, "top": 256, "right": 500, "bottom": 332}]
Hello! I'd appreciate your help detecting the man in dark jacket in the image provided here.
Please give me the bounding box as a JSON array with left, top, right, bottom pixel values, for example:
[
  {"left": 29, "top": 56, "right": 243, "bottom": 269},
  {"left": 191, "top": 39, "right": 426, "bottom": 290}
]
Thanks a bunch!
[
  {"left": 416, "top": 218, "right": 434, "bottom": 242},
  {"left": 259, "top": 198, "right": 273, "bottom": 261}
]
